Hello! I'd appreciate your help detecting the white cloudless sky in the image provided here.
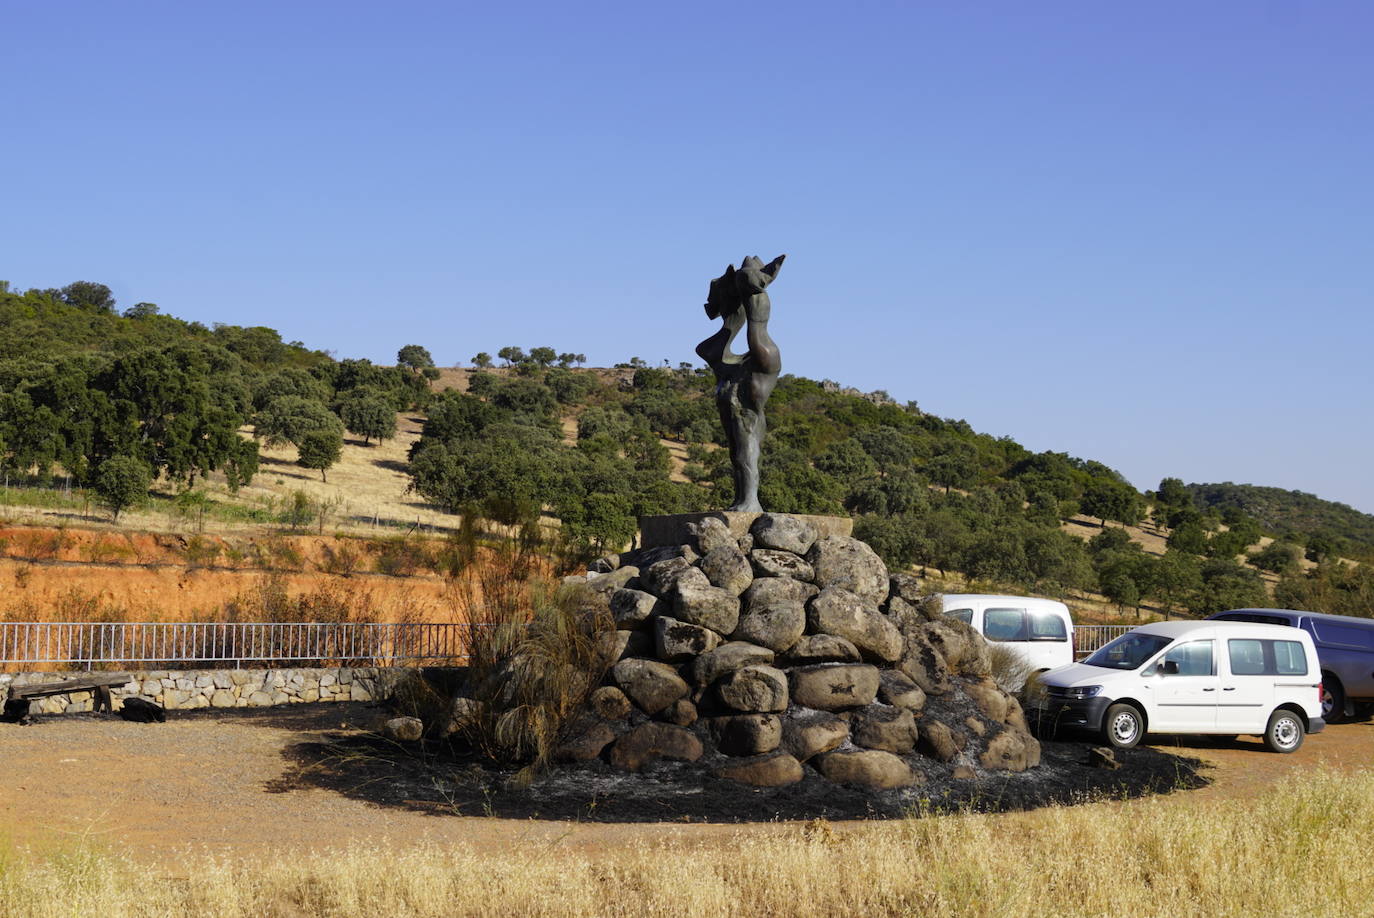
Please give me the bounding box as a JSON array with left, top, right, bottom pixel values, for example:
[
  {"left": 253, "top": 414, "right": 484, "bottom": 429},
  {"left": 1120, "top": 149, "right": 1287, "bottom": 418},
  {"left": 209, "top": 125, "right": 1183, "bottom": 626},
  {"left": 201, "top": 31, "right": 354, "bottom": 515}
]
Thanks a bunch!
[{"left": 4, "top": 1, "right": 1372, "bottom": 511}]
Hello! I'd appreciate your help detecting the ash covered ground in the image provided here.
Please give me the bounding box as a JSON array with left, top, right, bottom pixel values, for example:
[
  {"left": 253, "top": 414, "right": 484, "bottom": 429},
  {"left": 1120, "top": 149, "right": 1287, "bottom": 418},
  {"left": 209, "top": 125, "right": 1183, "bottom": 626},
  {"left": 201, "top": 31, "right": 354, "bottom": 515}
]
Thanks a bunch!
[{"left": 271, "top": 725, "right": 1207, "bottom": 823}]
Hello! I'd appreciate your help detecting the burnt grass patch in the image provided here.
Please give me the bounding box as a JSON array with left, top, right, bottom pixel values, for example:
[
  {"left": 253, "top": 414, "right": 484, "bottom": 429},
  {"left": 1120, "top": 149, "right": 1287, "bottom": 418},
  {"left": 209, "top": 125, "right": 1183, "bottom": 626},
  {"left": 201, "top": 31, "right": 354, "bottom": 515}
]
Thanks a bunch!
[{"left": 269, "top": 729, "right": 1208, "bottom": 823}]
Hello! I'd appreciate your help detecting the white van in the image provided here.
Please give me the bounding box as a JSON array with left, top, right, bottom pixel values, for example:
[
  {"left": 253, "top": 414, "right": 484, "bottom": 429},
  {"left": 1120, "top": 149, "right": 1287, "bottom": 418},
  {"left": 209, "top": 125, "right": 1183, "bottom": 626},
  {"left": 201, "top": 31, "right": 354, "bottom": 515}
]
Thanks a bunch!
[
  {"left": 940, "top": 594, "right": 1074, "bottom": 675},
  {"left": 1034, "top": 620, "right": 1325, "bottom": 752}
]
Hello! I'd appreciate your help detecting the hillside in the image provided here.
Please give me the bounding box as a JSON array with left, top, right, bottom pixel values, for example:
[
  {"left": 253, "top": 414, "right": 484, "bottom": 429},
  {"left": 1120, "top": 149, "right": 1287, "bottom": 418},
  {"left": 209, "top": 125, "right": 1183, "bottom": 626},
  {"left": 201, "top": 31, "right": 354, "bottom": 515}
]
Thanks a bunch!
[
  {"left": 2, "top": 280, "right": 1373, "bottom": 623},
  {"left": 1188, "top": 482, "right": 1374, "bottom": 557}
]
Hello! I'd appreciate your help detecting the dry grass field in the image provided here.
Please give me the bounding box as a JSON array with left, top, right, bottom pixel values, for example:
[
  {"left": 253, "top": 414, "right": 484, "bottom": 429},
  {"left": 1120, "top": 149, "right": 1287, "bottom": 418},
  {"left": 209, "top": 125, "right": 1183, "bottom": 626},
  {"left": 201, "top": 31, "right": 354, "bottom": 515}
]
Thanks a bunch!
[{"left": 0, "top": 762, "right": 1369, "bottom": 917}]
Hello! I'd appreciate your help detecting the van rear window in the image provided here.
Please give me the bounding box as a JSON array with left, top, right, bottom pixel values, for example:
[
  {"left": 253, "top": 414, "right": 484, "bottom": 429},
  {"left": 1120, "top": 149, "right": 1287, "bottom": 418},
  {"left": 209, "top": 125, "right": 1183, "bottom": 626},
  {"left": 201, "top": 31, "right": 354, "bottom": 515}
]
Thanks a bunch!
[
  {"left": 982, "top": 608, "right": 1027, "bottom": 642},
  {"left": 945, "top": 608, "right": 973, "bottom": 626},
  {"left": 1227, "top": 639, "right": 1308, "bottom": 676},
  {"left": 1028, "top": 611, "right": 1068, "bottom": 642}
]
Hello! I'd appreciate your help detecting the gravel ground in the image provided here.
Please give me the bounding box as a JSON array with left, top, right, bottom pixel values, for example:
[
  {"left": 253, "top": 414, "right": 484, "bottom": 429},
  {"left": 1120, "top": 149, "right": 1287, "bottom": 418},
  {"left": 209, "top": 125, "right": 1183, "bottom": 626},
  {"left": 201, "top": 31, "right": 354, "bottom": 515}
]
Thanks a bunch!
[{"left": 1, "top": 704, "right": 1369, "bottom": 862}]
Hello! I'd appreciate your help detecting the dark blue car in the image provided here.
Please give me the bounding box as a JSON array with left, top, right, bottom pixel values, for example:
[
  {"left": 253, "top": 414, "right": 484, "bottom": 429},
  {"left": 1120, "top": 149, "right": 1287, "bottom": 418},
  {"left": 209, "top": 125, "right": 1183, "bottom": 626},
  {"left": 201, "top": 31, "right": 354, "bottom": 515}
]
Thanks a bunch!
[{"left": 1207, "top": 608, "right": 1374, "bottom": 722}]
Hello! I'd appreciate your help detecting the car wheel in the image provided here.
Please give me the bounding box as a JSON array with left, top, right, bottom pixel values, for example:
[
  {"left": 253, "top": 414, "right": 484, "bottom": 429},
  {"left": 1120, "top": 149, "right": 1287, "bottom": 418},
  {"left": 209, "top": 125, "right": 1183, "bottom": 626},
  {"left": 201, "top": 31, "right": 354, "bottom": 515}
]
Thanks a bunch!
[
  {"left": 1264, "top": 709, "right": 1305, "bottom": 753},
  {"left": 1102, "top": 703, "right": 1144, "bottom": 749},
  {"left": 1321, "top": 675, "right": 1345, "bottom": 724}
]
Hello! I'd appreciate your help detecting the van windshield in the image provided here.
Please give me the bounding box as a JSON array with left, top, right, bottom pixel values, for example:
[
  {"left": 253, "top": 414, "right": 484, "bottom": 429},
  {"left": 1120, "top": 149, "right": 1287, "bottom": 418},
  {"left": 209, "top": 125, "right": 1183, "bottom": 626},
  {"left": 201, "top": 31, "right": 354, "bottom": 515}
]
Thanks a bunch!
[{"left": 1083, "top": 633, "right": 1173, "bottom": 670}]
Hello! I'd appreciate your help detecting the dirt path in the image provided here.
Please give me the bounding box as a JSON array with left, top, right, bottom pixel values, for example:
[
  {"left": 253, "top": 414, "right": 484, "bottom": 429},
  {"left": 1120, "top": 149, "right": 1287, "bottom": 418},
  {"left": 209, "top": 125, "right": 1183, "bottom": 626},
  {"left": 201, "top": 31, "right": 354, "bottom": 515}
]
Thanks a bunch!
[{"left": 1, "top": 706, "right": 1368, "bottom": 863}]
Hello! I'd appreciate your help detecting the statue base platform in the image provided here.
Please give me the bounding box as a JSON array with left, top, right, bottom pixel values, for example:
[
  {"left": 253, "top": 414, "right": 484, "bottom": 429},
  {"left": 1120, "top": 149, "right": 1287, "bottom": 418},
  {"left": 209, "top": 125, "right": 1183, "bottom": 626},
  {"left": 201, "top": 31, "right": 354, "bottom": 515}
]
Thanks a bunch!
[{"left": 638, "top": 511, "right": 852, "bottom": 550}]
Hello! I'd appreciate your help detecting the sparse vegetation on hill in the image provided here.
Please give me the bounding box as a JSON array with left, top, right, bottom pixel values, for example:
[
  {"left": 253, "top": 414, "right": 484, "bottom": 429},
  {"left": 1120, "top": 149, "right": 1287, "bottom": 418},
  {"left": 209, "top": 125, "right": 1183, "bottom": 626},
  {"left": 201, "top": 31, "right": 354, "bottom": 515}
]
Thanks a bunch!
[{"left": 1188, "top": 481, "right": 1374, "bottom": 562}]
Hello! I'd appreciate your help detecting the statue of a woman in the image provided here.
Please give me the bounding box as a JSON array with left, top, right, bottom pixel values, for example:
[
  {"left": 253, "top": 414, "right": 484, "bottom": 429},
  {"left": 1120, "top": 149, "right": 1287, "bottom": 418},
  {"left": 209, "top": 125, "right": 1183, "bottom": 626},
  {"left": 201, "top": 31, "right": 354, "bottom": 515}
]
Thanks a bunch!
[{"left": 695, "top": 254, "right": 785, "bottom": 512}]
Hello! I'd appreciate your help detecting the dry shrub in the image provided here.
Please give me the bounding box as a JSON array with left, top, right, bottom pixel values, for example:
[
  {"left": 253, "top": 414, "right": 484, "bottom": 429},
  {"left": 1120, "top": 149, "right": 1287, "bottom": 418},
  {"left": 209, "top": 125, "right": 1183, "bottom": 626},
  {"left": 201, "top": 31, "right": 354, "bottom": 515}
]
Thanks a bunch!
[
  {"left": 452, "top": 542, "right": 611, "bottom": 779},
  {"left": 318, "top": 540, "right": 363, "bottom": 577},
  {"left": 183, "top": 535, "right": 221, "bottom": 570},
  {"left": 371, "top": 534, "right": 435, "bottom": 577},
  {"left": 986, "top": 642, "right": 1036, "bottom": 693}
]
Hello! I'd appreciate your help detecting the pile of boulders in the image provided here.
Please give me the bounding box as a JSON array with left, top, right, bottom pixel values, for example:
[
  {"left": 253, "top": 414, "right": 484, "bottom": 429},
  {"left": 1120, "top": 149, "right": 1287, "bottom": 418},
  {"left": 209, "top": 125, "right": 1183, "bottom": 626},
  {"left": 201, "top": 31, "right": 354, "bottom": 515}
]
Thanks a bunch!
[{"left": 553, "top": 513, "right": 1040, "bottom": 790}]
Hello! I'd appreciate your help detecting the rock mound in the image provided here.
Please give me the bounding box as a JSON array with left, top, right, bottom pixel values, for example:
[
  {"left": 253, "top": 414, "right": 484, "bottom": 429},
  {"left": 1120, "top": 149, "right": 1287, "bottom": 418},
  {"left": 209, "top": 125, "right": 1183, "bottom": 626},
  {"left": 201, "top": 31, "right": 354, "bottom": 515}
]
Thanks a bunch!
[{"left": 555, "top": 514, "right": 1039, "bottom": 792}]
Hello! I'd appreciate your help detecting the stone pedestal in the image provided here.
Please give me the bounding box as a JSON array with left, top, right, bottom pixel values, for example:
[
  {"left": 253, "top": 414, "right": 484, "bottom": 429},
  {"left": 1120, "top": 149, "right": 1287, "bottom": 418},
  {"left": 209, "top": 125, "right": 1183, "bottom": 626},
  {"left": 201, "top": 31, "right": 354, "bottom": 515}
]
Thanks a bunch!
[{"left": 638, "top": 511, "right": 852, "bottom": 549}]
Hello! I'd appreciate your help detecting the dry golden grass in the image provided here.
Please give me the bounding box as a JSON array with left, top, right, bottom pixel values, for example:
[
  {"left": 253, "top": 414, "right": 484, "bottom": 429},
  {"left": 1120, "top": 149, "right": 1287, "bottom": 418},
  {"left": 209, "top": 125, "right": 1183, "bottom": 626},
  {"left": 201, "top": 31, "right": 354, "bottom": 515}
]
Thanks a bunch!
[{"left": 2, "top": 768, "right": 1372, "bottom": 917}]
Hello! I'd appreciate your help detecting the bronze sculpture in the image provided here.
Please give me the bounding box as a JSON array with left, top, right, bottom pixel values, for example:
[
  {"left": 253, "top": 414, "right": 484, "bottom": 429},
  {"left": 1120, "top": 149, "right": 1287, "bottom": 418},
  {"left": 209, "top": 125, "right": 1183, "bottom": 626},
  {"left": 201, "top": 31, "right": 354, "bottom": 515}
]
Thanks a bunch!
[{"left": 695, "top": 254, "right": 785, "bottom": 512}]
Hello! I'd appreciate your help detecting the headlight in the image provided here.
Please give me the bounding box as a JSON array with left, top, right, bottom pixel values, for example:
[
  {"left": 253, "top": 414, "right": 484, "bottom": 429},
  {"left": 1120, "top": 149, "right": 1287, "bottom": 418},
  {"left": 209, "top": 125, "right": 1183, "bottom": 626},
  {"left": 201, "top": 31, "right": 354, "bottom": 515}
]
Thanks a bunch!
[{"left": 1065, "top": 685, "right": 1103, "bottom": 699}]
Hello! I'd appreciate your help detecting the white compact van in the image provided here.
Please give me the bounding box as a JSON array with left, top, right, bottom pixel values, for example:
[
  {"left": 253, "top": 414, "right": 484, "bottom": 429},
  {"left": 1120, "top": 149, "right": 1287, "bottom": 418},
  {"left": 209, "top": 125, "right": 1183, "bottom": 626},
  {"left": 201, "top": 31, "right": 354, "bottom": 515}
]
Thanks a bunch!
[
  {"left": 1034, "top": 620, "right": 1325, "bottom": 752},
  {"left": 940, "top": 594, "right": 1074, "bottom": 675}
]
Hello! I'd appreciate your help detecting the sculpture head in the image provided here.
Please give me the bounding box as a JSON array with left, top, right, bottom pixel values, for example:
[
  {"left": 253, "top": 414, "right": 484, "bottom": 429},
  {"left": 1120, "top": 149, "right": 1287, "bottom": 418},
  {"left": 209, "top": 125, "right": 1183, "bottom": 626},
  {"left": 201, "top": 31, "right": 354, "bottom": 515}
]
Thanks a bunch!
[
  {"left": 703, "top": 254, "right": 786, "bottom": 319},
  {"left": 735, "top": 254, "right": 785, "bottom": 296}
]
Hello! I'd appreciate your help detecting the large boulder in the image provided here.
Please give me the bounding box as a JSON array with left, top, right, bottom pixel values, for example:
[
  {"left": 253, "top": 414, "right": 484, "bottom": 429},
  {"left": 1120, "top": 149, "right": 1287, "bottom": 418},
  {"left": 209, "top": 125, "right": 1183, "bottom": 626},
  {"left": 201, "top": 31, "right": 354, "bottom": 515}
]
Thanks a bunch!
[
  {"left": 609, "top": 723, "right": 703, "bottom": 772},
  {"left": 922, "top": 619, "right": 990, "bottom": 676},
  {"left": 780, "top": 711, "right": 849, "bottom": 762},
  {"left": 596, "top": 629, "right": 653, "bottom": 665},
  {"left": 788, "top": 664, "right": 880, "bottom": 711},
  {"left": 917, "top": 719, "right": 964, "bottom": 762},
  {"left": 691, "top": 641, "right": 775, "bottom": 686},
  {"left": 673, "top": 579, "right": 740, "bottom": 636},
  {"left": 898, "top": 631, "right": 954, "bottom": 695},
  {"left": 780, "top": 633, "right": 862, "bottom": 665},
  {"left": 589, "top": 685, "right": 632, "bottom": 720},
  {"left": 709, "top": 713, "right": 783, "bottom": 756},
  {"left": 749, "top": 549, "right": 815, "bottom": 582},
  {"left": 815, "top": 750, "right": 916, "bottom": 790},
  {"left": 850, "top": 704, "right": 918, "bottom": 754},
  {"left": 653, "top": 617, "right": 722, "bottom": 662},
  {"left": 733, "top": 577, "right": 814, "bottom": 652},
  {"left": 716, "top": 665, "right": 789, "bottom": 713},
  {"left": 699, "top": 546, "right": 754, "bottom": 596},
  {"left": 610, "top": 588, "right": 662, "bottom": 629},
  {"left": 687, "top": 517, "right": 735, "bottom": 555},
  {"left": 806, "top": 588, "right": 903, "bottom": 663},
  {"left": 641, "top": 557, "right": 696, "bottom": 598},
  {"left": 877, "top": 670, "right": 927, "bottom": 712},
  {"left": 751, "top": 513, "right": 819, "bottom": 555},
  {"left": 806, "top": 536, "right": 889, "bottom": 606},
  {"left": 554, "top": 719, "right": 616, "bottom": 762},
  {"left": 611, "top": 658, "right": 689, "bottom": 714},
  {"left": 713, "top": 752, "right": 804, "bottom": 787},
  {"left": 980, "top": 729, "right": 1041, "bottom": 772}
]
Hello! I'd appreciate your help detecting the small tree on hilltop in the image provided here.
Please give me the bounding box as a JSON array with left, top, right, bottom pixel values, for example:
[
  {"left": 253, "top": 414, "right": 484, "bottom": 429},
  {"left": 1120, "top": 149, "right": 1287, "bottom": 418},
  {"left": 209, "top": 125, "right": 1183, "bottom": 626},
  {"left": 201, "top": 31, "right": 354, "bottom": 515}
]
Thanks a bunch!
[
  {"left": 497, "top": 346, "right": 526, "bottom": 367},
  {"left": 95, "top": 455, "right": 152, "bottom": 522},
  {"left": 397, "top": 344, "right": 435, "bottom": 372},
  {"left": 528, "top": 346, "right": 557, "bottom": 368},
  {"left": 471, "top": 352, "right": 493, "bottom": 368},
  {"left": 297, "top": 427, "right": 343, "bottom": 482}
]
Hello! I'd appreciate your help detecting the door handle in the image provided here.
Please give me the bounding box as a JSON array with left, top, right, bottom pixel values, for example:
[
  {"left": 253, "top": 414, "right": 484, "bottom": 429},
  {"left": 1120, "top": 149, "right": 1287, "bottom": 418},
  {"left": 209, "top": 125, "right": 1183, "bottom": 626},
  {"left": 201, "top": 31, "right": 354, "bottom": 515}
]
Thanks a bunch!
[
  {"left": 1222, "top": 687, "right": 1236, "bottom": 692},
  {"left": 1202, "top": 687, "right": 1216, "bottom": 692}
]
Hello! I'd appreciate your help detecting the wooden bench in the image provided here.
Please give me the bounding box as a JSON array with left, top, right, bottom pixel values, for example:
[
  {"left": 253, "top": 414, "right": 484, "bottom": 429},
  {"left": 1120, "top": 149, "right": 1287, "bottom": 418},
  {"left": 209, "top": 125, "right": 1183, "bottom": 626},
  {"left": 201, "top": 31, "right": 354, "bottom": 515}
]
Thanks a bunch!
[{"left": 4, "top": 673, "right": 132, "bottom": 715}]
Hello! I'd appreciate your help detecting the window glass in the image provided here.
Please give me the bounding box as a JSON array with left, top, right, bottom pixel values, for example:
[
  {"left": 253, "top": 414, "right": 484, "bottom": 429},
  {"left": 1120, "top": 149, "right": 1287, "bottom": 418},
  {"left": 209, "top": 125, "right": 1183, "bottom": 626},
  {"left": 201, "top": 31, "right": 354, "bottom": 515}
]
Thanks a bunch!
[
  {"left": 1227, "top": 639, "right": 1266, "bottom": 675},
  {"left": 946, "top": 608, "right": 973, "bottom": 626},
  {"left": 1228, "top": 639, "right": 1309, "bottom": 676},
  {"left": 1311, "top": 622, "right": 1374, "bottom": 650},
  {"left": 1028, "top": 611, "right": 1068, "bottom": 642},
  {"left": 982, "top": 608, "right": 1027, "bottom": 642},
  {"left": 1163, "top": 640, "right": 1214, "bottom": 676},
  {"left": 1274, "top": 640, "right": 1308, "bottom": 675},
  {"left": 1084, "top": 633, "right": 1172, "bottom": 670}
]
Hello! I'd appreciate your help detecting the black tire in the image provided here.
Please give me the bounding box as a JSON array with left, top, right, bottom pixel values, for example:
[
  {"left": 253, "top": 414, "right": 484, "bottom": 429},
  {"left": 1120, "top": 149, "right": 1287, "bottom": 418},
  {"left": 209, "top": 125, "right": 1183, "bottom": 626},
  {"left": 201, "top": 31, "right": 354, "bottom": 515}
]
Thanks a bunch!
[
  {"left": 1264, "top": 709, "right": 1305, "bottom": 753},
  {"left": 1321, "top": 674, "right": 1345, "bottom": 724},
  {"left": 1102, "top": 702, "right": 1144, "bottom": 749}
]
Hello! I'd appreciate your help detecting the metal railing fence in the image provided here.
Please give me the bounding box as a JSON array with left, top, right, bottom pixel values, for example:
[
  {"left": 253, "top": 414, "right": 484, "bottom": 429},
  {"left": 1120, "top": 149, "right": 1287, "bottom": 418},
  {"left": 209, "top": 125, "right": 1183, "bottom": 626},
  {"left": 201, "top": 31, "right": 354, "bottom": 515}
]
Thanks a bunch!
[
  {"left": 1073, "top": 624, "right": 1134, "bottom": 659},
  {"left": 0, "top": 621, "right": 471, "bottom": 669}
]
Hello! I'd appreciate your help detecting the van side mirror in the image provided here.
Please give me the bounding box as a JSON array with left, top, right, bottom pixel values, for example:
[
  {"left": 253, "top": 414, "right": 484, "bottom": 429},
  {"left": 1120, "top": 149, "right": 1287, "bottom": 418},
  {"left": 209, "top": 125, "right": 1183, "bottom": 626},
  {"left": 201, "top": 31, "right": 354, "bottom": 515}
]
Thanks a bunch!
[{"left": 1158, "top": 660, "right": 1180, "bottom": 676}]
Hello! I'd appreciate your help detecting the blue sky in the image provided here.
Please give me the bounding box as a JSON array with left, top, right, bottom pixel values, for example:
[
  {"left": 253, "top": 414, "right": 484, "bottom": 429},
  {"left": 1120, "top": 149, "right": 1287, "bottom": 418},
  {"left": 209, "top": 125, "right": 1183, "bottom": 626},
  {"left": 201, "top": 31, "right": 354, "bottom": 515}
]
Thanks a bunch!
[{"left": 4, "top": 2, "right": 1373, "bottom": 511}]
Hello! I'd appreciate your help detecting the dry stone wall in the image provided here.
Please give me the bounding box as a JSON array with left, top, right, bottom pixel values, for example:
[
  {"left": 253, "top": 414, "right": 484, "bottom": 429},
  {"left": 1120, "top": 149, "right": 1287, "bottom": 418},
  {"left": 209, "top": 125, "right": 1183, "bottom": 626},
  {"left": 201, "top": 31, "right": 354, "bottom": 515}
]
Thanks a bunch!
[
  {"left": 559, "top": 513, "right": 1041, "bottom": 791},
  {"left": 0, "top": 666, "right": 402, "bottom": 715}
]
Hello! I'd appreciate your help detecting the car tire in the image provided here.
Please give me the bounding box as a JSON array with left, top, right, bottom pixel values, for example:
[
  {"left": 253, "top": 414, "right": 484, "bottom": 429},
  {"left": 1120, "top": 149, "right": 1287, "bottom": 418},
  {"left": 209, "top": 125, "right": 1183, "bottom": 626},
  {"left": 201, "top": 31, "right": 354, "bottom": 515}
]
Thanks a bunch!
[
  {"left": 1102, "top": 702, "right": 1144, "bottom": 750},
  {"left": 1321, "top": 674, "right": 1345, "bottom": 724},
  {"left": 1264, "top": 709, "right": 1305, "bottom": 753}
]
